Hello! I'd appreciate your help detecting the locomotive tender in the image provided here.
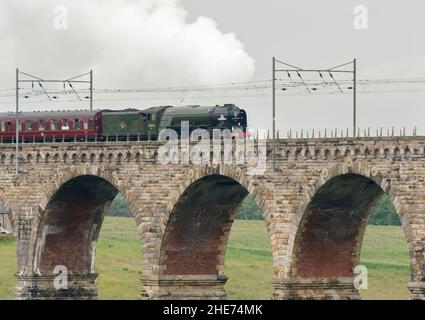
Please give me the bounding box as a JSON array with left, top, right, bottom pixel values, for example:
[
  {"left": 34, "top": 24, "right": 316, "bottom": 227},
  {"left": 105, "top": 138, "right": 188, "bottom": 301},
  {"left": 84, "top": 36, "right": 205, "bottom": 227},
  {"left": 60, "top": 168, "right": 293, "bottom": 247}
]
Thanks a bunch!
[{"left": 0, "top": 104, "right": 247, "bottom": 142}]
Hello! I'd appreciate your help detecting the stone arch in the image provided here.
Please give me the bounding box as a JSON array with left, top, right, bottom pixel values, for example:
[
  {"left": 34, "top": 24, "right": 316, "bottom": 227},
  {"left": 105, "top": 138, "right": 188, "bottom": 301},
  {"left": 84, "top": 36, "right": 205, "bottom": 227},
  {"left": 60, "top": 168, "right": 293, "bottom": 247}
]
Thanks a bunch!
[
  {"left": 295, "top": 149, "right": 301, "bottom": 160},
  {"left": 135, "top": 151, "right": 141, "bottom": 163},
  {"left": 159, "top": 175, "right": 247, "bottom": 277},
  {"left": 364, "top": 148, "right": 370, "bottom": 157},
  {"left": 146, "top": 166, "right": 274, "bottom": 300},
  {"left": 324, "top": 149, "right": 331, "bottom": 160},
  {"left": 25, "top": 169, "right": 139, "bottom": 299},
  {"left": 81, "top": 153, "right": 87, "bottom": 163},
  {"left": 304, "top": 149, "right": 311, "bottom": 159},
  {"left": 384, "top": 148, "right": 390, "bottom": 159},
  {"left": 344, "top": 149, "right": 351, "bottom": 158},
  {"left": 354, "top": 148, "right": 361, "bottom": 158},
  {"left": 117, "top": 153, "right": 123, "bottom": 164},
  {"left": 285, "top": 163, "right": 414, "bottom": 299},
  {"left": 334, "top": 149, "right": 341, "bottom": 159},
  {"left": 394, "top": 147, "right": 401, "bottom": 159}
]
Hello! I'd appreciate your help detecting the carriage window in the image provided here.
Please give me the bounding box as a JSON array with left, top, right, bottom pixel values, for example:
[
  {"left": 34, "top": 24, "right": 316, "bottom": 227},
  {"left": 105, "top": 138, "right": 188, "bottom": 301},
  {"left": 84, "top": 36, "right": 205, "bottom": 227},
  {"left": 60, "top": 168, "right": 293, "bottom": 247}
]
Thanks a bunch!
[
  {"left": 89, "top": 119, "right": 93, "bottom": 129},
  {"left": 83, "top": 119, "right": 88, "bottom": 130},
  {"left": 39, "top": 120, "right": 45, "bottom": 130},
  {"left": 151, "top": 113, "right": 156, "bottom": 121},
  {"left": 1, "top": 121, "right": 5, "bottom": 132},
  {"left": 26, "top": 120, "right": 33, "bottom": 131},
  {"left": 6, "top": 122, "right": 11, "bottom": 131},
  {"left": 74, "top": 119, "right": 80, "bottom": 130},
  {"left": 50, "top": 120, "right": 56, "bottom": 130},
  {"left": 62, "top": 119, "right": 69, "bottom": 130}
]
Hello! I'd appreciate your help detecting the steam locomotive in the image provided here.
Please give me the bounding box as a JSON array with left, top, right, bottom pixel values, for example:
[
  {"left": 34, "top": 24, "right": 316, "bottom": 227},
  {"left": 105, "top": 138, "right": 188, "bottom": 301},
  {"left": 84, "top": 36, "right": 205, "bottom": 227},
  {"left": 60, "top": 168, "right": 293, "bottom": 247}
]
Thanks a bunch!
[{"left": 0, "top": 104, "right": 247, "bottom": 142}]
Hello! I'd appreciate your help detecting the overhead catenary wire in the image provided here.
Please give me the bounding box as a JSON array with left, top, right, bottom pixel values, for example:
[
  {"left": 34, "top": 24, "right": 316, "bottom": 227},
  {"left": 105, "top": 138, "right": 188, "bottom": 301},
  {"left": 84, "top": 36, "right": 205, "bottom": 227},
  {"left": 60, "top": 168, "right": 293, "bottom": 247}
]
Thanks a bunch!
[
  {"left": 7, "top": 87, "right": 424, "bottom": 106},
  {"left": 37, "top": 82, "right": 52, "bottom": 101},
  {"left": 0, "top": 81, "right": 423, "bottom": 100},
  {"left": 67, "top": 82, "right": 82, "bottom": 101},
  {"left": 296, "top": 71, "right": 311, "bottom": 93},
  {"left": 0, "top": 76, "right": 424, "bottom": 105},
  {"left": 328, "top": 72, "right": 344, "bottom": 93},
  {"left": 1, "top": 77, "right": 425, "bottom": 98}
]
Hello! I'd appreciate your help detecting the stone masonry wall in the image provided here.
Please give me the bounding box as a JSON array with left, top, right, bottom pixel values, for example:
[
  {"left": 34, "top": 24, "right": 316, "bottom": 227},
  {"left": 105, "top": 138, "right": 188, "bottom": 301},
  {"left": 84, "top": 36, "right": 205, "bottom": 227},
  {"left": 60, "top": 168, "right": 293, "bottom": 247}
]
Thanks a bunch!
[{"left": 0, "top": 137, "right": 423, "bottom": 299}]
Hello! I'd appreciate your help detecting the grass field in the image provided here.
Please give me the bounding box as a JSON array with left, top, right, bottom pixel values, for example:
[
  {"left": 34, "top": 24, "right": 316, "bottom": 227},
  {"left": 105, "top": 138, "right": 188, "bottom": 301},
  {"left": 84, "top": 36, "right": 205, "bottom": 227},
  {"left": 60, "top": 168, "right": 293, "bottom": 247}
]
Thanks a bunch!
[{"left": 0, "top": 217, "right": 410, "bottom": 300}]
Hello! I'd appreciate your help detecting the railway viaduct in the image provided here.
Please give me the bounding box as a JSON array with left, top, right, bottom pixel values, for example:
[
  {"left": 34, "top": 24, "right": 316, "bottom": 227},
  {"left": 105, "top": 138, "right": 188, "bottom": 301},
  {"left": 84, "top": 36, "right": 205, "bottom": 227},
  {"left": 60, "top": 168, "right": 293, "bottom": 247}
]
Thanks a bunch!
[{"left": 0, "top": 137, "right": 425, "bottom": 300}]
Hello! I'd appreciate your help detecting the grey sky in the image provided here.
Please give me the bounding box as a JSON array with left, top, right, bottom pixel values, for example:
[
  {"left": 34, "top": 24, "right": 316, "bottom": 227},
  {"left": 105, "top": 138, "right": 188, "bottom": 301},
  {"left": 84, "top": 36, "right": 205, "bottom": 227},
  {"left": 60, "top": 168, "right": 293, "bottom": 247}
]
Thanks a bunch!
[
  {"left": 182, "top": 0, "right": 425, "bottom": 134},
  {"left": 0, "top": 0, "right": 424, "bottom": 134}
]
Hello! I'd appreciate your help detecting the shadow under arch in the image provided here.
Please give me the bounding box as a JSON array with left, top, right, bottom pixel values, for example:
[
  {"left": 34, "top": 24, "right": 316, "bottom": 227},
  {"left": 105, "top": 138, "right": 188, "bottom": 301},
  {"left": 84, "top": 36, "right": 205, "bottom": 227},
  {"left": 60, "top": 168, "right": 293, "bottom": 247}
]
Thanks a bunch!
[
  {"left": 27, "top": 174, "right": 140, "bottom": 299},
  {"left": 156, "top": 174, "right": 272, "bottom": 299},
  {"left": 34, "top": 175, "right": 118, "bottom": 274},
  {"left": 288, "top": 173, "right": 410, "bottom": 299}
]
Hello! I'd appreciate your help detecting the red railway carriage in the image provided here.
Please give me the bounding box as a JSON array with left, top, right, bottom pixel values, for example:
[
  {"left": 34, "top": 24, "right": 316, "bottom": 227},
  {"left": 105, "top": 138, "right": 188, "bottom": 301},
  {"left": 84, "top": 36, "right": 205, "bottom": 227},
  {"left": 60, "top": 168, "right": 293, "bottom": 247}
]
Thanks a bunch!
[{"left": 0, "top": 110, "right": 102, "bottom": 142}]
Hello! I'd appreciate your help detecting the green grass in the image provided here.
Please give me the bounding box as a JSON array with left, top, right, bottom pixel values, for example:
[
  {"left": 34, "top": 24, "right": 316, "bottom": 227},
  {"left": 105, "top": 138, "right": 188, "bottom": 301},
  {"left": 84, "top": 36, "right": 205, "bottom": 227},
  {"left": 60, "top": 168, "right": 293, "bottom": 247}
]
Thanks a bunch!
[
  {"left": 0, "top": 218, "right": 410, "bottom": 300},
  {"left": 359, "top": 226, "right": 410, "bottom": 300},
  {"left": 0, "top": 237, "right": 16, "bottom": 299},
  {"left": 94, "top": 217, "right": 143, "bottom": 300}
]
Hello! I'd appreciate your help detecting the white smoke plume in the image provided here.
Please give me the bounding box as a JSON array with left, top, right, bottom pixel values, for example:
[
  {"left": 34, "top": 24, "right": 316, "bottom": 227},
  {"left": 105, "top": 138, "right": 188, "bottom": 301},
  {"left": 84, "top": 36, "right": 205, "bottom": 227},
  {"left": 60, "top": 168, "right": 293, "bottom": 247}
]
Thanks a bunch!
[{"left": 0, "top": 0, "right": 255, "bottom": 91}]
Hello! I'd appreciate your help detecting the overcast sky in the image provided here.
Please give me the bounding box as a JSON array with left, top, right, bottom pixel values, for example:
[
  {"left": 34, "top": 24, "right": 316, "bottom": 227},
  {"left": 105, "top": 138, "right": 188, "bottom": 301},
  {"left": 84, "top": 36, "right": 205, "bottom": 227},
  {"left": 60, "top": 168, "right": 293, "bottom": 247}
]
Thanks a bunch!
[{"left": 0, "top": 0, "right": 424, "bottom": 134}]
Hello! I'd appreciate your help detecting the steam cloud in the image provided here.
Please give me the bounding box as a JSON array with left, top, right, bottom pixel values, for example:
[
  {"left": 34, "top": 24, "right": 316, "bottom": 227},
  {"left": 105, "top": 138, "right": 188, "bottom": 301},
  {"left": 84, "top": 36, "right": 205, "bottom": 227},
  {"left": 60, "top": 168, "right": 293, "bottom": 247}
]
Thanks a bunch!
[{"left": 0, "top": 0, "right": 255, "bottom": 89}]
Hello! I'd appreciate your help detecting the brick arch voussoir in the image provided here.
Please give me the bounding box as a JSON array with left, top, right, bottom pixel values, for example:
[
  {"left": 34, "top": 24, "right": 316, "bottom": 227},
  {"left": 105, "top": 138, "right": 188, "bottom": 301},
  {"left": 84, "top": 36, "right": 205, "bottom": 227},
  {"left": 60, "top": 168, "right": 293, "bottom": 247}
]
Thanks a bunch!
[
  {"left": 293, "top": 161, "right": 392, "bottom": 227},
  {"left": 38, "top": 164, "right": 135, "bottom": 212}
]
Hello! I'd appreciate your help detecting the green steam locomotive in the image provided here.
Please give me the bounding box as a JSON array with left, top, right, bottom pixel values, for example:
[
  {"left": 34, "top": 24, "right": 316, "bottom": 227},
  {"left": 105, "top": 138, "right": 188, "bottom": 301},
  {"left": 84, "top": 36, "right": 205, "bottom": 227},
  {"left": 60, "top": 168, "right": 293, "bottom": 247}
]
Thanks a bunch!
[{"left": 100, "top": 104, "right": 248, "bottom": 140}]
